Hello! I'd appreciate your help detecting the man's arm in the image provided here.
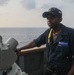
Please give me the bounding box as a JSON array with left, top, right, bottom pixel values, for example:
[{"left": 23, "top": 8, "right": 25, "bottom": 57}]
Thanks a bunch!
[
  {"left": 67, "top": 30, "right": 74, "bottom": 75},
  {"left": 17, "top": 29, "right": 48, "bottom": 51},
  {"left": 17, "top": 40, "right": 36, "bottom": 51}
]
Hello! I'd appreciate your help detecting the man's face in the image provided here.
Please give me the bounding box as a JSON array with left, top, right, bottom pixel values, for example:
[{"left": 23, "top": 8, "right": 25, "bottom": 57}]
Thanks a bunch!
[{"left": 47, "top": 15, "right": 61, "bottom": 28}]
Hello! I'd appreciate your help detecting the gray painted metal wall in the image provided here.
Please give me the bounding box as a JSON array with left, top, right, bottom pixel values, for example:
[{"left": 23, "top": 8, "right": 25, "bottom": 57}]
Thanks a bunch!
[{"left": 17, "top": 51, "right": 44, "bottom": 75}]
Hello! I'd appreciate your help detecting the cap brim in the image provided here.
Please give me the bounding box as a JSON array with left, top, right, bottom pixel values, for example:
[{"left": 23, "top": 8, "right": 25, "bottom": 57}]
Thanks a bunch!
[
  {"left": 42, "top": 12, "right": 49, "bottom": 18},
  {"left": 42, "top": 12, "right": 56, "bottom": 18}
]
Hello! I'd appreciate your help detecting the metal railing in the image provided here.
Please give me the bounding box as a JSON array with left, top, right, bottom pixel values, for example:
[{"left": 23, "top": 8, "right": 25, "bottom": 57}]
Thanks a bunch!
[{"left": 17, "top": 46, "right": 46, "bottom": 75}]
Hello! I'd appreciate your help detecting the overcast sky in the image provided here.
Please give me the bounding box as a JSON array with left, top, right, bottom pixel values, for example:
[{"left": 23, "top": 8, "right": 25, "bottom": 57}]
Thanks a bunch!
[{"left": 0, "top": 0, "right": 74, "bottom": 28}]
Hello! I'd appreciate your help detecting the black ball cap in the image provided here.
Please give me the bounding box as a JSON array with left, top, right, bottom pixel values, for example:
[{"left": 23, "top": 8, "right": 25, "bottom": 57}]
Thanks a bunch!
[{"left": 42, "top": 7, "right": 62, "bottom": 18}]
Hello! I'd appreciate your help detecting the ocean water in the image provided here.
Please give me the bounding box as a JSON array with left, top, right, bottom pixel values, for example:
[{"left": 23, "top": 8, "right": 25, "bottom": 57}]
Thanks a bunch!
[{"left": 0, "top": 28, "right": 47, "bottom": 48}]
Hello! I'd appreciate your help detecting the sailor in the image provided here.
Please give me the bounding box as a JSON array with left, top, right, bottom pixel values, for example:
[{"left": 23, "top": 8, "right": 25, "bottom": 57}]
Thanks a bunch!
[{"left": 17, "top": 7, "right": 74, "bottom": 75}]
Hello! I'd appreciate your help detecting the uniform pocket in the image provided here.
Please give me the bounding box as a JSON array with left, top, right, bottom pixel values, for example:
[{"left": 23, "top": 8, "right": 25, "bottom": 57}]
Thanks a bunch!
[{"left": 56, "top": 45, "right": 69, "bottom": 56}]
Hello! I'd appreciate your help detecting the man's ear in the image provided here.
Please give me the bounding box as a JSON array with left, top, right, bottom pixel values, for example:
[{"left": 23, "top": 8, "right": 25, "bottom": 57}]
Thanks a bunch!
[{"left": 59, "top": 17, "right": 62, "bottom": 22}]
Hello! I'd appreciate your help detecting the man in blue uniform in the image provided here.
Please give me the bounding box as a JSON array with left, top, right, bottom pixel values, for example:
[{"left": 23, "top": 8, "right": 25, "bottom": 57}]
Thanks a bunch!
[{"left": 17, "top": 7, "right": 74, "bottom": 75}]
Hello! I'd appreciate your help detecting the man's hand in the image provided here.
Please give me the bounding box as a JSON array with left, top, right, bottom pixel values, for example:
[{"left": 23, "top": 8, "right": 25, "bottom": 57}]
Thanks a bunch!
[
  {"left": 67, "top": 64, "right": 74, "bottom": 75},
  {"left": 15, "top": 48, "right": 21, "bottom": 55}
]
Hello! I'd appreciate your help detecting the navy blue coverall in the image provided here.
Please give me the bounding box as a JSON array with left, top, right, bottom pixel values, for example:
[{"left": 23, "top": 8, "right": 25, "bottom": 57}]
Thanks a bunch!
[{"left": 34, "top": 24, "right": 74, "bottom": 75}]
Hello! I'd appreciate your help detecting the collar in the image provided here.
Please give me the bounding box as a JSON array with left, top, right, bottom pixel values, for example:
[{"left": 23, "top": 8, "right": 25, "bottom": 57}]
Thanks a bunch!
[
  {"left": 53, "top": 24, "right": 69, "bottom": 44},
  {"left": 61, "top": 24, "right": 69, "bottom": 36}
]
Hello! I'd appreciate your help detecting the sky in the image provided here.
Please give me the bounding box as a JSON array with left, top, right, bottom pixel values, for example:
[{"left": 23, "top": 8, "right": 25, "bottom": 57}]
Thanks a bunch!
[{"left": 0, "top": 0, "right": 74, "bottom": 28}]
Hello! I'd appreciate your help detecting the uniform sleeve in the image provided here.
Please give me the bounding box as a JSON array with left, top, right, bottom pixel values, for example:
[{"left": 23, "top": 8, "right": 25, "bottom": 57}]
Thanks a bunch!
[
  {"left": 70, "top": 29, "right": 74, "bottom": 56},
  {"left": 34, "top": 29, "right": 49, "bottom": 47}
]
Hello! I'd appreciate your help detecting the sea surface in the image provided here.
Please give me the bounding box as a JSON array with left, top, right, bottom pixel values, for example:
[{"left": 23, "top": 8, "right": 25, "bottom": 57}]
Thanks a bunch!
[{"left": 0, "top": 28, "right": 47, "bottom": 48}]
